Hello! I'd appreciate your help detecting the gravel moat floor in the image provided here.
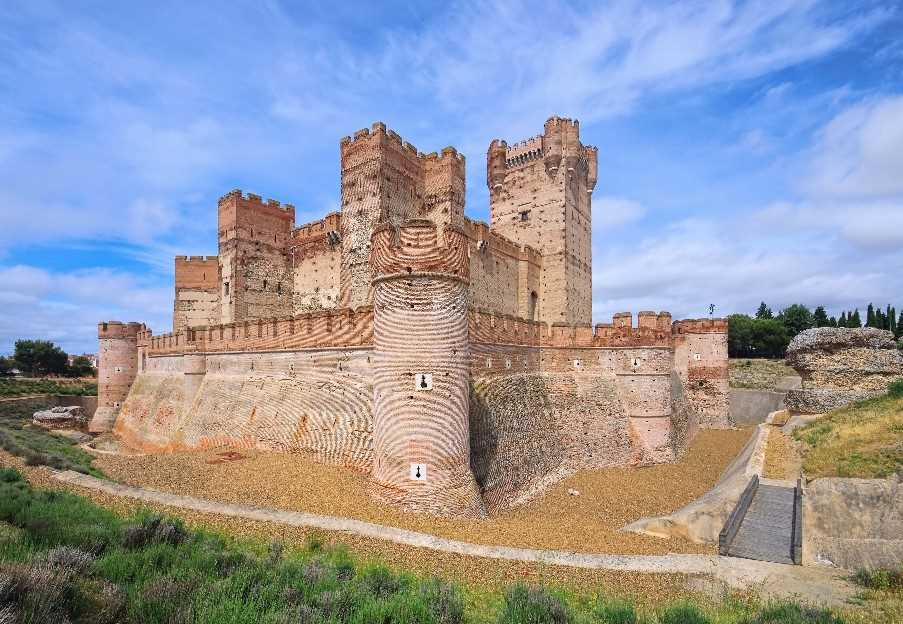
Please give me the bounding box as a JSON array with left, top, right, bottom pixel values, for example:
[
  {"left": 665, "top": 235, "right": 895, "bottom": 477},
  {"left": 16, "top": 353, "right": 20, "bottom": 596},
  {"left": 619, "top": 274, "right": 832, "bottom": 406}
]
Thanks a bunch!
[{"left": 92, "top": 427, "right": 752, "bottom": 556}]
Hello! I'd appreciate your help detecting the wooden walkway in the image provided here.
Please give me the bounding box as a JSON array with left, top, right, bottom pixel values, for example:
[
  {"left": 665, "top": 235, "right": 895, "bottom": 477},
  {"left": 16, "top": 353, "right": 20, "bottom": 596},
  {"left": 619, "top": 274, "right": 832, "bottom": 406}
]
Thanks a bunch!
[{"left": 725, "top": 483, "right": 796, "bottom": 564}]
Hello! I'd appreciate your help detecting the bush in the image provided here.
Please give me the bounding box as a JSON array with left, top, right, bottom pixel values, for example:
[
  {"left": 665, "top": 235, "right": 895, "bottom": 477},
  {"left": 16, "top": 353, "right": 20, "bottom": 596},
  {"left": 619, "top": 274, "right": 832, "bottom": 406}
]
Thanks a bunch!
[
  {"left": 419, "top": 577, "right": 466, "bottom": 624},
  {"left": 43, "top": 545, "right": 96, "bottom": 573},
  {"left": 593, "top": 596, "right": 637, "bottom": 624},
  {"left": 498, "top": 584, "right": 570, "bottom": 624},
  {"left": 658, "top": 602, "right": 710, "bottom": 624},
  {"left": 359, "top": 565, "right": 403, "bottom": 599},
  {"left": 888, "top": 379, "right": 903, "bottom": 398},
  {"left": 741, "top": 601, "right": 845, "bottom": 623},
  {"left": 0, "top": 469, "right": 21, "bottom": 484},
  {"left": 854, "top": 567, "right": 903, "bottom": 591},
  {"left": 122, "top": 515, "right": 188, "bottom": 549},
  {"left": 0, "top": 562, "right": 75, "bottom": 623}
]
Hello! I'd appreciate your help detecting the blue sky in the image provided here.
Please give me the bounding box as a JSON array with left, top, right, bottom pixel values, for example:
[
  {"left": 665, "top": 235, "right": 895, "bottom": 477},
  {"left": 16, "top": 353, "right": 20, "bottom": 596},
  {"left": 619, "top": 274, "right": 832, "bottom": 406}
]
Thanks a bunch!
[{"left": 1, "top": 1, "right": 902, "bottom": 354}]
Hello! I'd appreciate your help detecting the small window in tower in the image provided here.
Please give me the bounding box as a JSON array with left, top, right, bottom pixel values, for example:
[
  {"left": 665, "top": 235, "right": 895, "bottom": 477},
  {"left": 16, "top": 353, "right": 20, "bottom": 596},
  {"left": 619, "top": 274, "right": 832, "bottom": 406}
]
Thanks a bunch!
[
  {"left": 263, "top": 279, "right": 268, "bottom": 290},
  {"left": 277, "top": 283, "right": 282, "bottom": 294},
  {"left": 520, "top": 210, "right": 530, "bottom": 222},
  {"left": 224, "top": 282, "right": 230, "bottom": 295}
]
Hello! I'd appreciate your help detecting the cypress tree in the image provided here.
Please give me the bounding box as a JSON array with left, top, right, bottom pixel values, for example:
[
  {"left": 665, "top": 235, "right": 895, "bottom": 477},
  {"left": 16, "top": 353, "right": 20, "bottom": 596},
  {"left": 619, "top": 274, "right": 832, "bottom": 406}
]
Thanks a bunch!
[
  {"left": 887, "top": 305, "right": 894, "bottom": 331},
  {"left": 890, "top": 306, "right": 897, "bottom": 335},
  {"left": 839, "top": 311, "right": 847, "bottom": 327},
  {"left": 866, "top": 303, "right": 876, "bottom": 327},
  {"left": 850, "top": 309, "right": 862, "bottom": 328},
  {"left": 898, "top": 310, "right": 903, "bottom": 337},
  {"left": 813, "top": 306, "right": 830, "bottom": 327},
  {"left": 829, "top": 316, "right": 837, "bottom": 327}
]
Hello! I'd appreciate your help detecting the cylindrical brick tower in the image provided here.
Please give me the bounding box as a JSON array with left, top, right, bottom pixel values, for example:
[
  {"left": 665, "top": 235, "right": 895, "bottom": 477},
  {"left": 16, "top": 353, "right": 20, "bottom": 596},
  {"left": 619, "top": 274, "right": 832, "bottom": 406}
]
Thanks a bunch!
[
  {"left": 90, "top": 321, "right": 143, "bottom": 433},
  {"left": 369, "top": 220, "right": 485, "bottom": 518}
]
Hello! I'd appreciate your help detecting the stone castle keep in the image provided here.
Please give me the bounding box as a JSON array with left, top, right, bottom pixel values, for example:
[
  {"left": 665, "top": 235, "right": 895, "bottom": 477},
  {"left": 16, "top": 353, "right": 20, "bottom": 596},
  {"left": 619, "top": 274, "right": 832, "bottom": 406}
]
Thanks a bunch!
[{"left": 93, "top": 117, "right": 731, "bottom": 518}]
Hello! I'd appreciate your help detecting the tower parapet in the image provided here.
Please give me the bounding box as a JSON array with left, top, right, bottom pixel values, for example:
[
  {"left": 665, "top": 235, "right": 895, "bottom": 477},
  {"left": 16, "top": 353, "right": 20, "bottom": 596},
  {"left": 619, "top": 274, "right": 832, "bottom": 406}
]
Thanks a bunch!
[
  {"left": 91, "top": 321, "right": 144, "bottom": 433},
  {"left": 369, "top": 220, "right": 484, "bottom": 517}
]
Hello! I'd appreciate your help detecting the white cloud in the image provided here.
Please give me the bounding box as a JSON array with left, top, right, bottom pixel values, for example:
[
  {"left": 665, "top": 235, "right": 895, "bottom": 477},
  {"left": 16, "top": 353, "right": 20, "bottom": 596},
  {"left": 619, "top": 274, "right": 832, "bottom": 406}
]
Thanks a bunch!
[
  {"left": 592, "top": 197, "right": 647, "bottom": 230},
  {"left": 804, "top": 95, "right": 903, "bottom": 198},
  {"left": 0, "top": 265, "right": 171, "bottom": 354}
]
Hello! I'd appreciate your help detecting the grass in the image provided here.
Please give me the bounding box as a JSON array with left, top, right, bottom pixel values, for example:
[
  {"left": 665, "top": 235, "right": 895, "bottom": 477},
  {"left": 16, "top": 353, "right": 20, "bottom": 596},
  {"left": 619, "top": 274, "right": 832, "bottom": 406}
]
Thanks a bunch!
[
  {"left": 729, "top": 359, "right": 799, "bottom": 390},
  {"left": 794, "top": 381, "right": 903, "bottom": 479},
  {"left": 0, "top": 377, "right": 97, "bottom": 398},
  {"left": 0, "top": 400, "right": 102, "bottom": 477},
  {"left": 0, "top": 466, "right": 876, "bottom": 623}
]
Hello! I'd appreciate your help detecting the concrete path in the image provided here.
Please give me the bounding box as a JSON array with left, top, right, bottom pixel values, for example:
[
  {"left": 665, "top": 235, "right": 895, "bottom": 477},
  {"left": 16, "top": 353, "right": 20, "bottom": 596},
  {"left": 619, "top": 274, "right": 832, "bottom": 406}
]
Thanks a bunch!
[{"left": 53, "top": 470, "right": 855, "bottom": 605}]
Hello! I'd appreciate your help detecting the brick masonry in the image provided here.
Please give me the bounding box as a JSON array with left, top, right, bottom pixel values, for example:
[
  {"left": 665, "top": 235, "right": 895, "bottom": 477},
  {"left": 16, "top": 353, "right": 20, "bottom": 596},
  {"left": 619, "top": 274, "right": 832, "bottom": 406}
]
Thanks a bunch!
[{"left": 98, "top": 117, "right": 731, "bottom": 517}]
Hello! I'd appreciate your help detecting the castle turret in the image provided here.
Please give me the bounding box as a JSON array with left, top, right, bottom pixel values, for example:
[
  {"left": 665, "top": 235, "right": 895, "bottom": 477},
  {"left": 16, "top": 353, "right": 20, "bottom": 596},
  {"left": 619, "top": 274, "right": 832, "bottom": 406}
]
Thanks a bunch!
[
  {"left": 90, "top": 321, "right": 143, "bottom": 433},
  {"left": 369, "top": 220, "right": 485, "bottom": 517},
  {"left": 487, "top": 139, "right": 507, "bottom": 190},
  {"left": 542, "top": 117, "right": 563, "bottom": 173}
]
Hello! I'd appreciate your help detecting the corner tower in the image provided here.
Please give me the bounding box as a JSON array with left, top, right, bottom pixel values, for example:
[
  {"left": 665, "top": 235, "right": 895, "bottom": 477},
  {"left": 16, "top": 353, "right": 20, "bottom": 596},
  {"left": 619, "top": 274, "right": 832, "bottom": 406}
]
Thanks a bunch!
[
  {"left": 487, "top": 116, "right": 597, "bottom": 325},
  {"left": 90, "top": 321, "right": 143, "bottom": 433},
  {"left": 369, "top": 220, "right": 484, "bottom": 518}
]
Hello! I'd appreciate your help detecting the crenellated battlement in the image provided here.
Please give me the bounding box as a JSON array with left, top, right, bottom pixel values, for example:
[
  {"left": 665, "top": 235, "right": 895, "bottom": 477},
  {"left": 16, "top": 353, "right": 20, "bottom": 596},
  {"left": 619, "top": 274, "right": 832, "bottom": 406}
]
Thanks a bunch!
[
  {"left": 98, "top": 321, "right": 145, "bottom": 339},
  {"left": 462, "top": 218, "right": 541, "bottom": 265},
  {"left": 370, "top": 220, "right": 469, "bottom": 282},
  {"left": 146, "top": 305, "right": 374, "bottom": 355},
  {"left": 292, "top": 212, "right": 342, "bottom": 242},
  {"left": 217, "top": 188, "right": 296, "bottom": 220},
  {"left": 174, "top": 255, "right": 218, "bottom": 262},
  {"left": 672, "top": 318, "right": 729, "bottom": 334}
]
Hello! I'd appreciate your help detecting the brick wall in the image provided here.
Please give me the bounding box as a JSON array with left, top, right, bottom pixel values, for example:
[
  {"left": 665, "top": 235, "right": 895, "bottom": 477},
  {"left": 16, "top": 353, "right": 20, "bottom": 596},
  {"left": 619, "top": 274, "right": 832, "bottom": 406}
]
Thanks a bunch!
[{"left": 173, "top": 256, "right": 219, "bottom": 332}]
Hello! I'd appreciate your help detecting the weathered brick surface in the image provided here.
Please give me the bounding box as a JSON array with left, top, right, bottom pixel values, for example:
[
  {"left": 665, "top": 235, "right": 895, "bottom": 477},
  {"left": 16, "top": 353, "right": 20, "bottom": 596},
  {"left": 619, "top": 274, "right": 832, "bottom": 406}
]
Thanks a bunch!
[
  {"left": 173, "top": 256, "right": 219, "bottom": 332},
  {"left": 91, "top": 321, "right": 143, "bottom": 433},
  {"left": 100, "top": 117, "right": 732, "bottom": 518}
]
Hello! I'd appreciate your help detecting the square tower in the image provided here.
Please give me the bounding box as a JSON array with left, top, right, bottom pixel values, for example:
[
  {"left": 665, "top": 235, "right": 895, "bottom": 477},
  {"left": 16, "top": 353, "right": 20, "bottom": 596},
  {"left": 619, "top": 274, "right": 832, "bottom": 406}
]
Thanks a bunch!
[
  {"left": 217, "top": 190, "right": 296, "bottom": 324},
  {"left": 487, "top": 117, "right": 597, "bottom": 325},
  {"left": 339, "top": 122, "right": 465, "bottom": 308}
]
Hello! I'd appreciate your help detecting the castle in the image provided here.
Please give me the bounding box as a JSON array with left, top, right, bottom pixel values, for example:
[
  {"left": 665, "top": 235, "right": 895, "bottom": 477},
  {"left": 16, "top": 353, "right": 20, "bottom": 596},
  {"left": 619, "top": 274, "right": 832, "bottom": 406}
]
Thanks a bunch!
[{"left": 93, "top": 117, "right": 730, "bottom": 518}]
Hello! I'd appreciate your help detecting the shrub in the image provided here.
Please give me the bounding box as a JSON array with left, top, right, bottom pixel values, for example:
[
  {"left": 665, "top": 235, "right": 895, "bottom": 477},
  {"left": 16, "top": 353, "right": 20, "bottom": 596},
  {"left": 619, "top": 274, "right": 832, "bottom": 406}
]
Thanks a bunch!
[
  {"left": 0, "top": 562, "right": 74, "bottom": 624},
  {"left": 419, "top": 577, "right": 465, "bottom": 624},
  {"left": 0, "top": 469, "right": 21, "bottom": 484},
  {"left": 593, "top": 596, "right": 637, "bottom": 624},
  {"left": 741, "top": 601, "right": 845, "bottom": 623},
  {"left": 888, "top": 379, "right": 903, "bottom": 398},
  {"left": 658, "top": 602, "right": 710, "bottom": 624},
  {"left": 43, "top": 546, "right": 96, "bottom": 573},
  {"left": 359, "top": 565, "right": 402, "bottom": 599},
  {"left": 498, "top": 584, "right": 570, "bottom": 624},
  {"left": 854, "top": 567, "right": 903, "bottom": 591},
  {"left": 122, "top": 515, "right": 188, "bottom": 549}
]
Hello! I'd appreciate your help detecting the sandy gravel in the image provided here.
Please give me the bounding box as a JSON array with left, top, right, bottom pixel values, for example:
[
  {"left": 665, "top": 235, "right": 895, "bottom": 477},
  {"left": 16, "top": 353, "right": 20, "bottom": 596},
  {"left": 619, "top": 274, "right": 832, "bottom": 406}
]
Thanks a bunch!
[
  {"left": 0, "top": 450, "right": 700, "bottom": 603},
  {"left": 763, "top": 427, "right": 801, "bottom": 481},
  {"left": 92, "top": 428, "right": 752, "bottom": 556}
]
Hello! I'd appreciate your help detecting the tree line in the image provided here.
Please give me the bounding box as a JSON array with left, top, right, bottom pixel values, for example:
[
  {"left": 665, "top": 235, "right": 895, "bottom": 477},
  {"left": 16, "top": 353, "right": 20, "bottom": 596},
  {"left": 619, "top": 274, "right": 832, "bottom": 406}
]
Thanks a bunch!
[
  {"left": 729, "top": 302, "right": 903, "bottom": 359},
  {"left": 0, "top": 340, "right": 96, "bottom": 377}
]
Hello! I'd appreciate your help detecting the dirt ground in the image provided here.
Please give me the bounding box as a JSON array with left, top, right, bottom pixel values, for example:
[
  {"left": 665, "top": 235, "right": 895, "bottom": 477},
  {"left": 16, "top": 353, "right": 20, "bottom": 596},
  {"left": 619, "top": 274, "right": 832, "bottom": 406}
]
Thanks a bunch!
[
  {"left": 763, "top": 426, "right": 802, "bottom": 481},
  {"left": 92, "top": 427, "right": 753, "bottom": 556}
]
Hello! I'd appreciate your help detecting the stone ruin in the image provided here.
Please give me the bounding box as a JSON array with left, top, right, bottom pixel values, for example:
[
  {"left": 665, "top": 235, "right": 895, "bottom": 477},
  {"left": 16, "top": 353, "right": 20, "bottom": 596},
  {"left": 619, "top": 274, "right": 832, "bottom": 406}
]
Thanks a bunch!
[
  {"left": 785, "top": 327, "right": 903, "bottom": 414},
  {"left": 33, "top": 405, "right": 88, "bottom": 430}
]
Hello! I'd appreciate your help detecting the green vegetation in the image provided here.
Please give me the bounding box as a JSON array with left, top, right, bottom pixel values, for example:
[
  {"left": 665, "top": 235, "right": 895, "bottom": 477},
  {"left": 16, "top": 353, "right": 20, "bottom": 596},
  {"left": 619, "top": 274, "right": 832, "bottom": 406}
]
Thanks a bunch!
[
  {"left": 0, "top": 378, "right": 97, "bottom": 397},
  {"left": 854, "top": 568, "right": 903, "bottom": 592},
  {"left": 795, "top": 386, "right": 903, "bottom": 479},
  {"left": 0, "top": 399, "right": 101, "bottom": 477},
  {"left": 729, "top": 359, "right": 799, "bottom": 390},
  {"left": 728, "top": 301, "right": 903, "bottom": 360},
  {"left": 1, "top": 339, "right": 96, "bottom": 378},
  {"left": 0, "top": 467, "right": 871, "bottom": 623}
]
